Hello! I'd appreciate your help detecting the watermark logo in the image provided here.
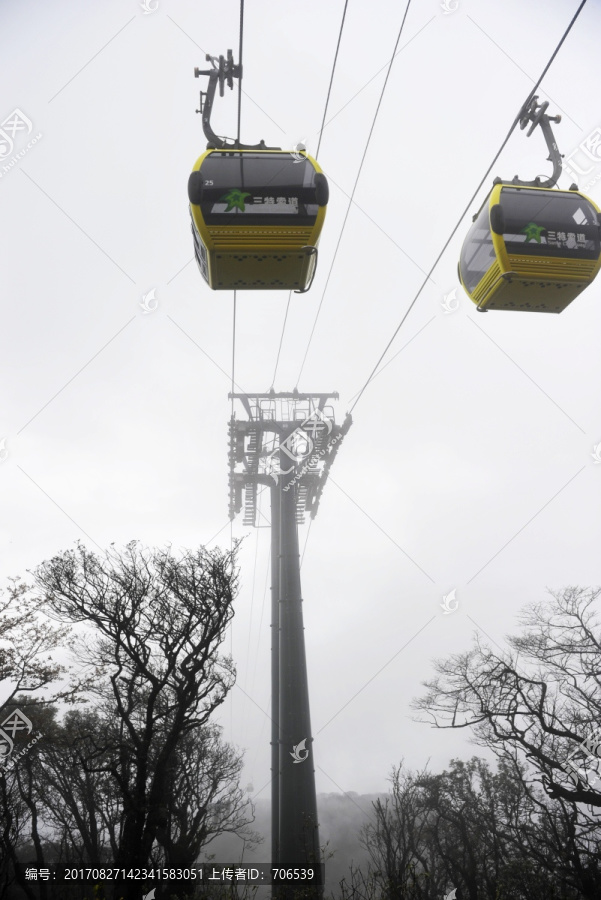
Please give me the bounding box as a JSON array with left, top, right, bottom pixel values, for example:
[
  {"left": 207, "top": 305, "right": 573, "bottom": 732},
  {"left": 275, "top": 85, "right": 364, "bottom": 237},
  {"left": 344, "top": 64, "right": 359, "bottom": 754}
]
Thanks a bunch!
[
  {"left": 142, "top": 891, "right": 156, "bottom": 900},
  {"left": 140, "top": 0, "right": 159, "bottom": 13},
  {"left": 441, "top": 288, "right": 460, "bottom": 314},
  {"left": 440, "top": 0, "right": 459, "bottom": 13},
  {"left": 0, "top": 708, "right": 34, "bottom": 770},
  {"left": 139, "top": 288, "right": 158, "bottom": 314},
  {"left": 440, "top": 589, "right": 458, "bottom": 615},
  {"left": 562, "top": 726, "right": 601, "bottom": 790},
  {"left": 290, "top": 739, "right": 309, "bottom": 764},
  {"left": 290, "top": 140, "right": 307, "bottom": 164},
  {"left": 265, "top": 407, "right": 333, "bottom": 485},
  {"left": 591, "top": 442, "right": 601, "bottom": 464},
  {"left": 564, "top": 125, "right": 601, "bottom": 192},
  {"left": 0, "top": 108, "right": 42, "bottom": 178},
  {"left": 282, "top": 430, "right": 345, "bottom": 492},
  {"left": 582, "top": 730, "right": 601, "bottom": 756},
  {"left": 0, "top": 438, "right": 8, "bottom": 463},
  {"left": 444, "top": 889, "right": 457, "bottom": 900},
  {"left": 0, "top": 108, "right": 32, "bottom": 159}
]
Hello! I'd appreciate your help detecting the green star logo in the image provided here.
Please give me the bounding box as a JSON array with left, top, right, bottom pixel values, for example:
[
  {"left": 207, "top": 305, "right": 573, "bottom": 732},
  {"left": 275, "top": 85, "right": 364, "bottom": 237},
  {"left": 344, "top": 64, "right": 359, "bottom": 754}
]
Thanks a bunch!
[
  {"left": 219, "top": 189, "right": 251, "bottom": 212},
  {"left": 521, "top": 222, "right": 545, "bottom": 242}
]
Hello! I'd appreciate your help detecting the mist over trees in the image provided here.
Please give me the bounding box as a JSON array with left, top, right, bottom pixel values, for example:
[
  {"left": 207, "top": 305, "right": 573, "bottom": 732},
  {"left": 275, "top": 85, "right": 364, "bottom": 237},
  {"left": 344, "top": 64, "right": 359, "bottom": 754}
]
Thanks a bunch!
[
  {"left": 2, "top": 555, "right": 601, "bottom": 900},
  {"left": 327, "top": 588, "right": 601, "bottom": 898},
  {"left": 1, "top": 541, "right": 259, "bottom": 900},
  {"left": 347, "top": 754, "right": 600, "bottom": 900},
  {"left": 176, "top": 588, "right": 601, "bottom": 899},
  {"left": 389, "top": 585, "right": 601, "bottom": 899}
]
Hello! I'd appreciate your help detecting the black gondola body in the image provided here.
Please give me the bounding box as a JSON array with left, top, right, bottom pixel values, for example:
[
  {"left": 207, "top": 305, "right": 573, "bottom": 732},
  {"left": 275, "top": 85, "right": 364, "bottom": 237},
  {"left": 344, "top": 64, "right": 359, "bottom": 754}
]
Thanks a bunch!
[
  {"left": 459, "top": 183, "right": 601, "bottom": 313},
  {"left": 188, "top": 149, "right": 329, "bottom": 291}
]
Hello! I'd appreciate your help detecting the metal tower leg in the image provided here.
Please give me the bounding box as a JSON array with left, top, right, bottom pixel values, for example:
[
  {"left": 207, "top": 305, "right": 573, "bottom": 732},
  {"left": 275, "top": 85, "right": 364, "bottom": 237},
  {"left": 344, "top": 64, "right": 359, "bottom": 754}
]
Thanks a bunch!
[
  {"left": 227, "top": 392, "right": 351, "bottom": 898},
  {"left": 270, "top": 486, "right": 281, "bottom": 868},
  {"left": 277, "top": 478, "right": 321, "bottom": 880}
]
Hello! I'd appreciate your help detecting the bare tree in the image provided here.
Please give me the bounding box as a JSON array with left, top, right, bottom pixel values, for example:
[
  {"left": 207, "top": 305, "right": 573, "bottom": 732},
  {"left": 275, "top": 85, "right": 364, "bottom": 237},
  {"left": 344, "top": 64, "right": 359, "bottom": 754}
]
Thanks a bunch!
[
  {"left": 1, "top": 704, "right": 259, "bottom": 892},
  {"left": 358, "top": 762, "right": 446, "bottom": 900},
  {"left": 27, "top": 540, "right": 245, "bottom": 898},
  {"left": 351, "top": 755, "right": 593, "bottom": 900},
  {"left": 410, "top": 756, "right": 561, "bottom": 900},
  {"left": 0, "top": 699, "right": 57, "bottom": 900},
  {"left": 1, "top": 577, "right": 89, "bottom": 899},
  {"left": 0, "top": 747, "right": 32, "bottom": 900},
  {"left": 0, "top": 579, "right": 85, "bottom": 710},
  {"left": 412, "top": 586, "right": 601, "bottom": 898},
  {"left": 335, "top": 864, "right": 380, "bottom": 900},
  {"left": 26, "top": 705, "right": 119, "bottom": 869},
  {"left": 152, "top": 723, "right": 261, "bottom": 869}
]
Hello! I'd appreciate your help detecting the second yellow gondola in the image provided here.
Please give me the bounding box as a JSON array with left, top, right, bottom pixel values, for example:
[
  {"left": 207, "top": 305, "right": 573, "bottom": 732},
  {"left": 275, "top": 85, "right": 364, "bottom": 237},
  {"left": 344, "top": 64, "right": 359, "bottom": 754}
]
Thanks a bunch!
[{"left": 459, "top": 182, "right": 601, "bottom": 313}]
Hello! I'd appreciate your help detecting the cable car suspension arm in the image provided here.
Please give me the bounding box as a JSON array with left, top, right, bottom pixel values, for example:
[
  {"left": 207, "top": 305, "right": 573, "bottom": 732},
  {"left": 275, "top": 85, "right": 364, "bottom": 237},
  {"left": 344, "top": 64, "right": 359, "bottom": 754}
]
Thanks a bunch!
[
  {"left": 506, "top": 95, "right": 563, "bottom": 188},
  {"left": 194, "top": 50, "right": 280, "bottom": 150}
]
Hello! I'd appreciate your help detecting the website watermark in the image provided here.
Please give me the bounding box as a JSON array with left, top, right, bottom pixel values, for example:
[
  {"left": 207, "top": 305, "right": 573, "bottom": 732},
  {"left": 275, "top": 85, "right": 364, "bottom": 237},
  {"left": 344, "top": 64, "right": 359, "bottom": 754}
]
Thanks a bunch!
[
  {"left": 0, "top": 707, "right": 41, "bottom": 773},
  {"left": 265, "top": 407, "right": 333, "bottom": 485},
  {"left": 564, "top": 125, "right": 601, "bottom": 194},
  {"left": 283, "top": 431, "right": 346, "bottom": 492},
  {"left": 561, "top": 726, "right": 601, "bottom": 791},
  {"left": 0, "top": 108, "right": 42, "bottom": 179},
  {"left": 290, "top": 738, "right": 309, "bottom": 764},
  {"left": 440, "top": 589, "right": 458, "bottom": 614},
  {"left": 139, "top": 288, "right": 158, "bottom": 314},
  {"left": 290, "top": 140, "right": 307, "bottom": 164},
  {"left": 441, "top": 287, "right": 460, "bottom": 314}
]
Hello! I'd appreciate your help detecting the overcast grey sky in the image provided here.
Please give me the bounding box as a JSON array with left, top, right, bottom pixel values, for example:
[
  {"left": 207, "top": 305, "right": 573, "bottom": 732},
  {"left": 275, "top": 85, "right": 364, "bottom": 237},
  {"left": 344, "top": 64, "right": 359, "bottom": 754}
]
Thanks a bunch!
[{"left": 1, "top": 0, "right": 601, "bottom": 808}]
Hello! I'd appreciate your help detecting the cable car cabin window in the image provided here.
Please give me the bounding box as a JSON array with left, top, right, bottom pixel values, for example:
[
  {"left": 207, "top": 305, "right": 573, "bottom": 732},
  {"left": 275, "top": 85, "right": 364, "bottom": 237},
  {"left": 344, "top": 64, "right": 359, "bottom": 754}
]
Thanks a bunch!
[
  {"left": 199, "top": 152, "right": 319, "bottom": 226},
  {"left": 500, "top": 187, "right": 600, "bottom": 259},
  {"left": 460, "top": 203, "right": 496, "bottom": 293}
]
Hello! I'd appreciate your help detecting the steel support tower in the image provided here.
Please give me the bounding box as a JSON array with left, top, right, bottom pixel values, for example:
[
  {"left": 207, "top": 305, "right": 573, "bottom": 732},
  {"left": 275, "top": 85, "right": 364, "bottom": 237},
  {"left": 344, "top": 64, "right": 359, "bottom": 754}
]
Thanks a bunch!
[{"left": 228, "top": 391, "right": 351, "bottom": 889}]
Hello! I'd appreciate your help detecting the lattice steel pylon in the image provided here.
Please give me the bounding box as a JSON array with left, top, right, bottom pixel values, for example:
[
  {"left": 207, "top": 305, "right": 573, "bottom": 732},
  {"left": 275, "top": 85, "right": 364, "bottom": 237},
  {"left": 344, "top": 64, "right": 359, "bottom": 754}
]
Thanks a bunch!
[{"left": 228, "top": 390, "right": 352, "bottom": 892}]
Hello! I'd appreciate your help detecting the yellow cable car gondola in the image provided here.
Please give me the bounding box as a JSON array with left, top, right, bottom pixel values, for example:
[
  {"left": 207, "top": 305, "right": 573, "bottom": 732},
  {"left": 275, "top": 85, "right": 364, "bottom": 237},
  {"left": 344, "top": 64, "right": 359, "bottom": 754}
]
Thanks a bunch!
[
  {"left": 188, "top": 148, "right": 328, "bottom": 291},
  {"left": 189, "top": 51, "right": 328, "bottom": 292},
  {"left": 459, "top": 97, "right": 601, "bottom": 313}
]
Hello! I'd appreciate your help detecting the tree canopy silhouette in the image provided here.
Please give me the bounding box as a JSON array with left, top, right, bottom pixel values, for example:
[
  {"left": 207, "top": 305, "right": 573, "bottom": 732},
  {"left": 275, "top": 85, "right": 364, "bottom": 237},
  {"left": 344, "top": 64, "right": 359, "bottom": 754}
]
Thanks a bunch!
[{"left": 2, "top": 540, "right": 258, "bottom": 900}]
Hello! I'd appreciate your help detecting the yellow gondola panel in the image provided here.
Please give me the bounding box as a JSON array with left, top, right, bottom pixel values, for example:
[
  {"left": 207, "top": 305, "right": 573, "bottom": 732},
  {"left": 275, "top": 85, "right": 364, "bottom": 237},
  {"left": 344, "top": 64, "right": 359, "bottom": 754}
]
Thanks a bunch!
[
  {"left": 188, "top": 149, "right": 329, "bottom": 291},
  {"left": 459, "top": 183, "right": 601, "bottom": 313}
]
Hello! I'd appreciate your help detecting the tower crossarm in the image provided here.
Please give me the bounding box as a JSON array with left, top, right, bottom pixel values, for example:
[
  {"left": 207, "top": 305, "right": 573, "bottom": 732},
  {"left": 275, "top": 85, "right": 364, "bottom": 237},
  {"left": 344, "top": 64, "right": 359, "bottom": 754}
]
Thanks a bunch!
[
  {"left": 304, "top": 412, "right": 353, "bottom": 518},
  {"left": 228, "top": 392, "right": 350, "bottom": 526}
]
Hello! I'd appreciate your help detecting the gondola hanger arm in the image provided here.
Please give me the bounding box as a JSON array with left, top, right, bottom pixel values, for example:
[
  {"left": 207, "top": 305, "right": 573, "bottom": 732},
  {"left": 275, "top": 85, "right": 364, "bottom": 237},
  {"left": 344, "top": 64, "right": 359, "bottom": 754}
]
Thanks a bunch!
[
  {"left": 194, "top": 49, "right": 280, "bottom": 150},
  {"left": 504, "top": 96, "right": 563, "bottom": 188}
]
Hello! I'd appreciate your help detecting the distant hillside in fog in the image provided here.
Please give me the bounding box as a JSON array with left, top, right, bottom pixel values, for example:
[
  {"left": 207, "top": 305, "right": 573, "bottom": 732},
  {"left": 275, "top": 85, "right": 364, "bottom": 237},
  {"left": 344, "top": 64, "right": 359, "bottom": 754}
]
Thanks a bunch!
[{"left": 199, "top": 792, "right": 382, "bottom": 894}]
